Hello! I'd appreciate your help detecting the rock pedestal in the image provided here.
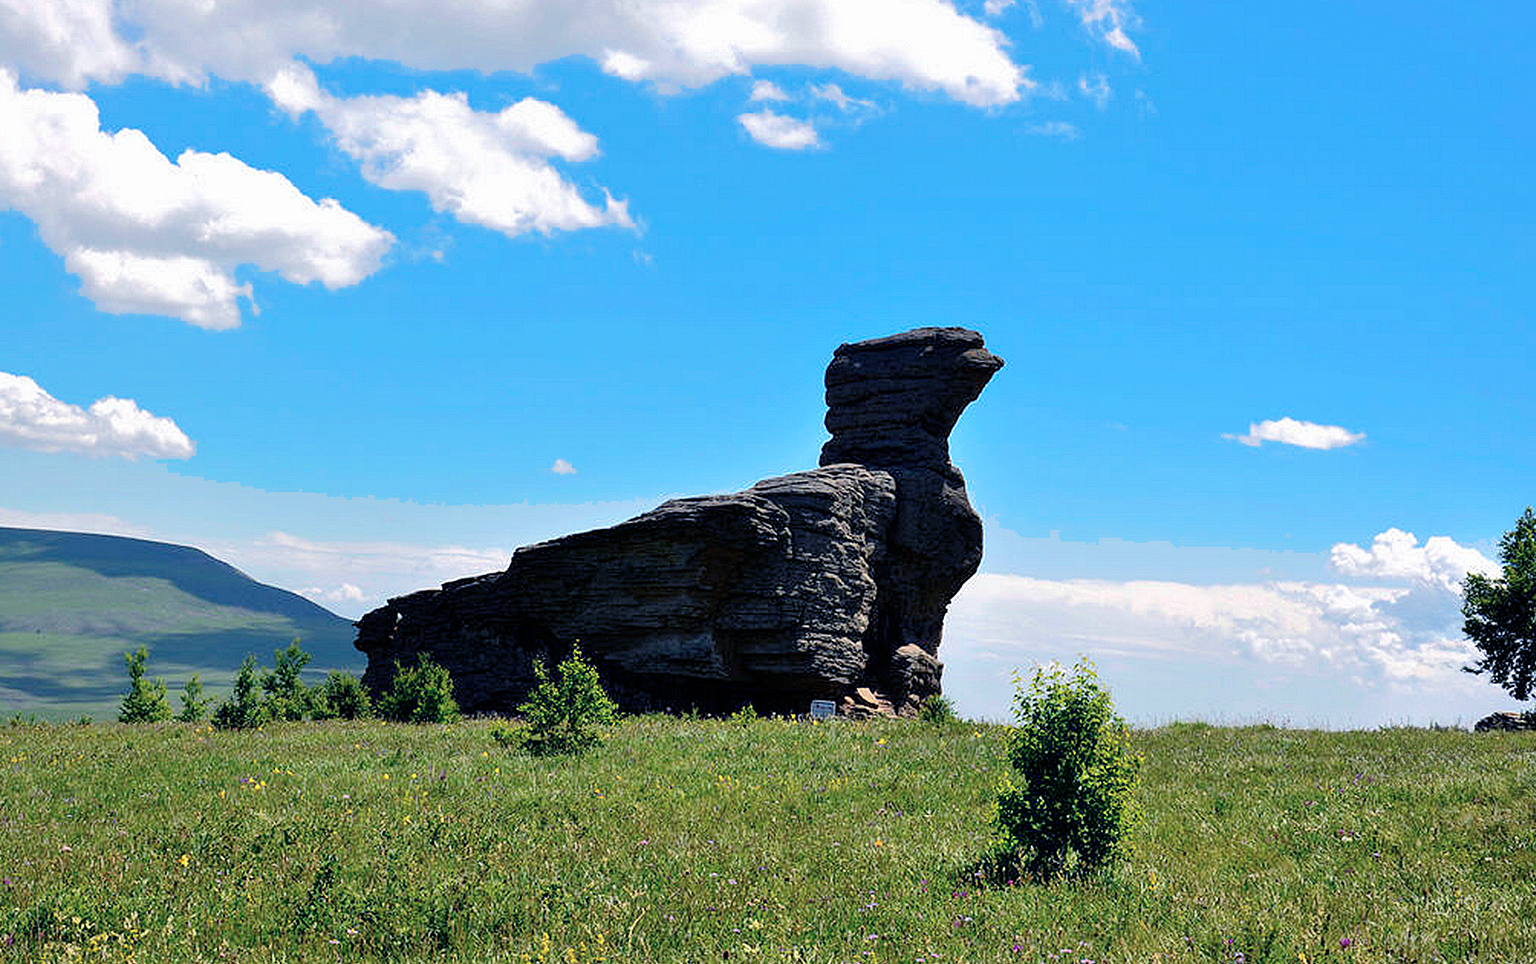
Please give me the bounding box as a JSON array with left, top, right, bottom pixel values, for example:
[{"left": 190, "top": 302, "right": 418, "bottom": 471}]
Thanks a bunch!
[{"left": 356, "top": 327, "right": 1003, "bottom": 716}]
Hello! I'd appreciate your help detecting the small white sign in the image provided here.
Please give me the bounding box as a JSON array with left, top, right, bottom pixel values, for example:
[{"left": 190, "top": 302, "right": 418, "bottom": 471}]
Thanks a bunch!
[{"left": 809, "top": 699, "right": 836, "bottom": 720}]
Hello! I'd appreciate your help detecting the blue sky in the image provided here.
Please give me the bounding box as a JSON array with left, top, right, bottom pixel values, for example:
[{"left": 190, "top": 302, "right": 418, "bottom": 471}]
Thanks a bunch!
[{"left": 1, "top": 0, "right": 1532, "bottom": 726}]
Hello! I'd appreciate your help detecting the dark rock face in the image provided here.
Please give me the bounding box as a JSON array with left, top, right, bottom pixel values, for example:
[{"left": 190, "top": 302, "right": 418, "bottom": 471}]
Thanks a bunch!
[
  {"left": 1474, "top": 711, "right": 1536, "bottom": 732},
  {"left": 356, "top": 327, "right": 1003, "bottom": 716}
]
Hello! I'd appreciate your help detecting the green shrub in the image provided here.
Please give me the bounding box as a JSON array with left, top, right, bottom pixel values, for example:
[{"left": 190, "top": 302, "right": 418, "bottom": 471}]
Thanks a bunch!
[
  {"left": 211, "top": 655, "right": 269, "bottom": 730},
  {"left": 317, "top": 670, "right": 373, "bottom": 720},
  {"left": 919, "top": 694, "right": 958, "bottom": 723},
  {"left": 996, "top": 657, "right": 1142, "bottom": 879},
  {"left": 118, "top": 646, "right": 173, "bottom": 723},
  {"left": 516, "top": 643, "right": 617, "bottom": 755},
  {"left": 489, "top": 724, "right": 522, "bottom": 746},
  {"left": 378, "top": 654, "right": 459, "bottom": 724},
  {"left": 260, "top": 641, "right": 315, "bottom": 721},
  {"left": 176, "top": 673, "right": 212, "bottom": 723}
]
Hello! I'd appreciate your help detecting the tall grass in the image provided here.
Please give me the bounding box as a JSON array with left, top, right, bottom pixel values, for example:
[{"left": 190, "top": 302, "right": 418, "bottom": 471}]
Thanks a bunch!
[{"left": 1, "top": 717, "right": 1532, "bottom": 962}]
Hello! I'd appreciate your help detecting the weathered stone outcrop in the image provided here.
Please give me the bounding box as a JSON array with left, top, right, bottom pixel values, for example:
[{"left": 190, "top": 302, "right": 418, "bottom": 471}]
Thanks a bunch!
[
  {"left": 1474, "top": 711, "right": 1536, "bottom": 732},
  {"left": 356, "top": 327, "right": 1003, "bottom": 716}
]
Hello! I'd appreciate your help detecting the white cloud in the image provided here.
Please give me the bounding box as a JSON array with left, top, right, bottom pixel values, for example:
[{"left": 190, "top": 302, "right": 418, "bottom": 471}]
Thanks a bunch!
[
  {"left": 810, "top": 83, "right": 877, "bottom": 114},
  {"left": 1330, "top": 528, "right": 1497, "bottom": 593},
  {"left": 749, "top": 80, "right": 789, "bottom": 102},
  {"left": 1026, "top": 121, "right": 1081, "bottom": 140},
  {"left": 1078, "top": 71, "right": 1111, "bottom": 109},
  {"left": 1226, "top": 417, "right": 1366, "bottom": 450},
  {"left": 60, "top": 0, "right": 1031, "bottom": 108},
  {"left": 551, "top": 458, "right": 578, "bottom": 475},
  {"left": 0, "top": 507, "right": 150, "bottom": 538},
  {"left": 942, "top": 522, "right": 1510, "bottom": 726},
  {"left": 299, "top": 582, "right": 365, "bottom": 605},
  {"left": 223, "top": 530, "right": 510, "bottom": 615},
  {"left": 947, "top": 568, "right": 1494, "bottom": 726},
  {"left": 0, "top": 371, "right": 194, "bottom": 460},
  {"left": 0, "top": 70, "right": 393, "bottom": 328},
  {"left": 255, "top": 531, "right": 508, "bottom": 577},
  {"left": 739, "top": 110, "right": 821, "bottom": 150},
  {"left": 1064, "top": 0, "right": 1140, "bottom": 58},
  {"left": 983, "top": 0, "right": 1015, "bottom": 16},
  {"left": 0, "top": 0, "right": 142, "bottom": 88},
  {"left": 267, "top": 64, "right": 633, "bottom": 239}
]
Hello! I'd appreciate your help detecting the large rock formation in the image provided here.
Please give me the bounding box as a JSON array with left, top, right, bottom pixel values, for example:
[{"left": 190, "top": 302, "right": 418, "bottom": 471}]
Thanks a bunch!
[{"left": 356, "top": 327, "right": 1003, "bottom": 716}]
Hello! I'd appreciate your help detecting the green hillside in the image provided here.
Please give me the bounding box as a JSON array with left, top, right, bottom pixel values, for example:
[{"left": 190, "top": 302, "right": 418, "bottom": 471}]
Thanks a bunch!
[{"left": 0, "top": 527, "right": 360, "bottom": 721}]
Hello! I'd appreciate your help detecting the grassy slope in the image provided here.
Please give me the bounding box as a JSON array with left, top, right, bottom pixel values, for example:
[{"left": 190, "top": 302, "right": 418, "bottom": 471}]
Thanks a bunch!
[
  {"left": 0, "top": 528, "right": 359, "bottom": 721},
  {"left": 1, "top": 718, "right": 1532, "bottom": 963}
]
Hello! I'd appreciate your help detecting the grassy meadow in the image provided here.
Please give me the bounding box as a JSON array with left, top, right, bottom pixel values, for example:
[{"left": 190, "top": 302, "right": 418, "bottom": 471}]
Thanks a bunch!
[{"left": 1, "top": 716, "right": 1533, "bottom": 963}]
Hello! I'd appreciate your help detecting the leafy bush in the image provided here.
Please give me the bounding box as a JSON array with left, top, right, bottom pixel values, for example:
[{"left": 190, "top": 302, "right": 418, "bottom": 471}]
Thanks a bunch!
[
  {"left": 919, "top": 694, "right": 958, "bottom": 723},
  {"left": 118, "top": 646, "right": 172, "bottom": 723},
  {"left": 176, "top": 674, "right": 212, "bottom": 722},
  {"left": 517, "top": 643, "right": 617, "bottom": 755},
  {"left": 996, "top": 658, "right": 1141, "bottom": 879},
  {"left": 317, "top": 670, "right": 373, "bottom": 720},
  {"left": 258, "top": 640, "right": 316, "bottom": 721},
  {"left": 212, "top": 655, "right": 269, "bottom": 730},
  {"left": 378, "top": 654, "right": 459, "bottom": 724},
  {"left": 489, "top": 724, "right": 522, "bottom": 746}
]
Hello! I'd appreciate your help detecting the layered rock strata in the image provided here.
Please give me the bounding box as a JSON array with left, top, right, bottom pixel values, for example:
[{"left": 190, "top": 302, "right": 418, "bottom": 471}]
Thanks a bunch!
[
  {"left": 356, "top": 327, "right": 1003, "bottom": 716},
  {"left": 1474, "top": 711, "right": 1536, "bottom": 732}
]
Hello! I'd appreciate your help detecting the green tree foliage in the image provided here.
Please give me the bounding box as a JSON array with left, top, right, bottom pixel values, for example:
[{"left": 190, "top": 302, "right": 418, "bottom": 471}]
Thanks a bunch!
[
  {"left": 176, "top": 674, "right": 212, "bottom": 723},
  {"left": 517, "top": 643, "right": 618, "bottom": 755},
  {"left": 996, "top": 657, "right": 1141, "bottom": 879},
  {"left": 260, "top": 640, "right": 315, "bottom": 721},
  {"left": 1463, "top": 507, "right": 1536, "bottom": 701},
  {"left": 212, "top": 655, "right": 269, "bottom": 730},
  {"left": 118, "top": 646, "right": 172, "bottom": 723},
  {"left": 316, "top": 670, "right": 373, "bottom": 720},
  {"left": 378, "top": 654, "right": 459, "bottom": 724}
]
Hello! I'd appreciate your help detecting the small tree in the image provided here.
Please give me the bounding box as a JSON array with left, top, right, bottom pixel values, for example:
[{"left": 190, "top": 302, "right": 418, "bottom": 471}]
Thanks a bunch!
[
  {"left": 176, "top": 673, "right": 212, "bottom": 722},
  {"left": 996, "top": 658, "right": 1141, "bottom": 880},
  {"left": 261, "top": 640, "right": 314, "bottom": 721},
  {"left": 317, "top": 670, "right": 372, "bottom": 720},
  {"left": 212, "top": 655, "right": 268, "bottom": 730},
  {"left": 378, "top": 654, "right": 459, "bottom": 724},
  {"left": 517, "top": 643, "right": 617, "bottom": 755},
  {"left": 118, "top": 646, "right": 173, "bottom": 723},
  {"left": 1463, "top": 507, "right": 1536, "bottom": 702}
]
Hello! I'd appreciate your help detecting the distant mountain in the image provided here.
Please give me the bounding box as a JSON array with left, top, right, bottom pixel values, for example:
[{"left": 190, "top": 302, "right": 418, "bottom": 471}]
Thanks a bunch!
[{"left": 0, "top": 527, "right": 360, "bottom": 720}]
